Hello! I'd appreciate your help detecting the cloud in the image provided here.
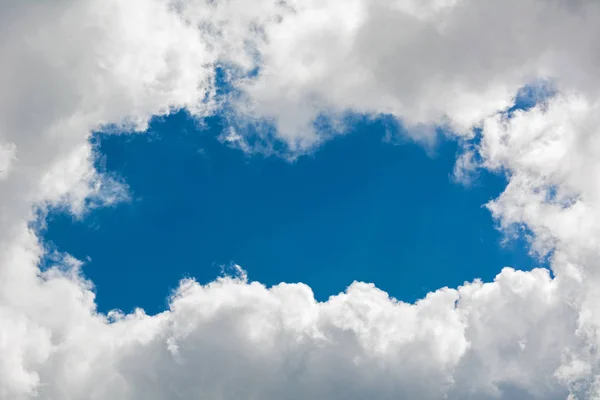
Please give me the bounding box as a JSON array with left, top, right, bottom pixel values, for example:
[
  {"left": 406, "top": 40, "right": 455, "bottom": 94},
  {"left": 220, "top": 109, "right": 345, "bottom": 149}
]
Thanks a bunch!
[
  {"left": 0, "top": 258, "right": 579, "bottom": 399},
  {"left": 2, "top": 0, "right": 600, "bottom": 399},
  {"left": 230, "top": 0, "right": 600, "bottom": 152},
  {"left": 452, "top": 147, "right": 480, "bottom": 186}
]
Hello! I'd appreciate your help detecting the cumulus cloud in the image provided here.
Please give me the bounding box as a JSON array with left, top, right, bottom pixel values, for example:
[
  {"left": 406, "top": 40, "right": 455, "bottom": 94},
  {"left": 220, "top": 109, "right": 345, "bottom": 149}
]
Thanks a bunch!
[
  {"left": 3, "top": 0, "right": 600, "bottom": 399},
  {"left": 231, "top": 0, "right": 600, "bottom": 151}
]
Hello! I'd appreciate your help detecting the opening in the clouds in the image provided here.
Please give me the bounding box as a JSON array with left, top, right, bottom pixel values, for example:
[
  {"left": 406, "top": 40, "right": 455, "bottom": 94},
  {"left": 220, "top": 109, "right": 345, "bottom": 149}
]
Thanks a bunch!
[{"left": 41, "top": 110, "right": 540, "bottom": 315}]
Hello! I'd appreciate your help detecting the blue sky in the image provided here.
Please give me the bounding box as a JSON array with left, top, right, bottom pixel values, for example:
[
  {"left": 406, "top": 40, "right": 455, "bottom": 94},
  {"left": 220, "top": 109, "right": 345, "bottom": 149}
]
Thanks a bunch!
[{"left": 43, "top": 111, "right": 539, "bottom": 315}]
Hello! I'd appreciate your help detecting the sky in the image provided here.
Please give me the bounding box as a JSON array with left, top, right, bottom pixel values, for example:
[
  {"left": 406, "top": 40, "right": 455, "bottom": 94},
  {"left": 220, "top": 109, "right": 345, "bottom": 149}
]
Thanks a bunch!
[
  {"left": 5, "top": 1, "right": 600, "bottom": 399},
  {"left": 43, "top": 111, "right": 537, "bottom": 314}
]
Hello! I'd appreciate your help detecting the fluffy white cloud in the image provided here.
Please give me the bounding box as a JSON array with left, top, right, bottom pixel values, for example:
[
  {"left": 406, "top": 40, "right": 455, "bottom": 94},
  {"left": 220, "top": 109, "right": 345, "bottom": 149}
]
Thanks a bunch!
[
  {"left": 0, "top": 254, "right": 581, "bottom": 399},
  {"left": 231, "top": 0, "right": 600, "bottom": 151},
  {"left": 3, "top": 0, "right": 600, "bottom": 399}
]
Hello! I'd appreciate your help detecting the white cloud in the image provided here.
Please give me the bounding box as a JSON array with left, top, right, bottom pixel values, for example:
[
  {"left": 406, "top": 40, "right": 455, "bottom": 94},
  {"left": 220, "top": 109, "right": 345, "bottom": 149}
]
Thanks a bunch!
[
  {"left": 452, "top": 147, "right": 479, "bottom": 186},
  {"left": 230, "top": 0, "right": 600, "bottom": 151},
  {"left": 0, "top": 261, "right": 580, "bottom": 399},
  {"left": 2, "top": 0, "right": 600, "bottom": 399}
]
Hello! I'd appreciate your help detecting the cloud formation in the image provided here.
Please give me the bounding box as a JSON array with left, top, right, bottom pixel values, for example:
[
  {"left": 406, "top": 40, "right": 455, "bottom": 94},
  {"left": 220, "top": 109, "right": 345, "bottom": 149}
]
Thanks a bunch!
[{"left": 2, "top": 0, "right": 600, "bottom": 399}]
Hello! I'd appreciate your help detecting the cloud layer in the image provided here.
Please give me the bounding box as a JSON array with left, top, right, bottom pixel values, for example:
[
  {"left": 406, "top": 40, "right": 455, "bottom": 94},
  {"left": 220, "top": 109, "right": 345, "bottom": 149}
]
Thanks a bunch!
[{"left": 3, "top": 0, "right": 600, "bottom": 399}]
